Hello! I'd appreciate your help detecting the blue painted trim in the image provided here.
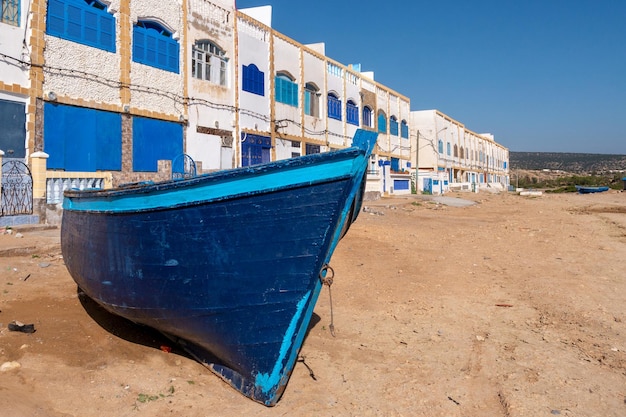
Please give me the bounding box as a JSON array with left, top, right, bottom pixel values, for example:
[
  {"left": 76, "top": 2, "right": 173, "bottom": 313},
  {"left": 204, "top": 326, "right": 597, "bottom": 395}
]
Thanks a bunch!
[
  {"left": 64, "top": 157, "right": 355, "bottom": 212},
  {"left": 255, "top": 291, "right": 310, "bottom": 392}
]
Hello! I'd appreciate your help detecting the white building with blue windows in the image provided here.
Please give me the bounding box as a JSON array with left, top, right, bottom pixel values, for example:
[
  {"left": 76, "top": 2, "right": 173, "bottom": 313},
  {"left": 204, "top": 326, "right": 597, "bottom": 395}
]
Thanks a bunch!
[
  {"left": 236, "top": 6, "right": 412, "bottom": 198},
  {"left": 411, "top": 109, "right": 509, "bottom": 194},
  {"left": 0, "top": 0, "right": 507, "bottom": 224}
]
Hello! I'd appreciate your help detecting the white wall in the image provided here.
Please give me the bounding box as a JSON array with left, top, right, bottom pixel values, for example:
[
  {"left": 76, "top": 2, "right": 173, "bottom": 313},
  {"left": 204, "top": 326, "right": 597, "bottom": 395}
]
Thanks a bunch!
[
  {"left": 0, "top": 2, "right": 30, "bottom": 87},
  {"left": 186, "top": 0, "right": 237, "bottom": 171}
]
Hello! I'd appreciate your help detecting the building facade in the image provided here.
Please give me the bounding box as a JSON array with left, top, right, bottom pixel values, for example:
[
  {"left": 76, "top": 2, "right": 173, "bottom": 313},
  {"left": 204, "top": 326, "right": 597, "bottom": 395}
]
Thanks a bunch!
[
  {"left": 411, "top": 110, "right": 509, "bottom": 194},
  {"left": 1, "top": 0, "right": 506, "bottom": 225}
]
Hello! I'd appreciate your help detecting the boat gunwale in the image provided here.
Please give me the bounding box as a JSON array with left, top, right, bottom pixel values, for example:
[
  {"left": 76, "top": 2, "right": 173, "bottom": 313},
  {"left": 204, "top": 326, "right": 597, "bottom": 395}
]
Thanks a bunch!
[{"left": 63, "top": 145, "right": 363, "bottom": 200}]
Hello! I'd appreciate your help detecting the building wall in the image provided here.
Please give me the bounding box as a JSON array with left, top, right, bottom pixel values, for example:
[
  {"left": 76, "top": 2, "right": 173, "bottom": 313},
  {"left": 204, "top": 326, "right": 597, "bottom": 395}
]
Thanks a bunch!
[
  {"left": 0, "top": 0, "right": 34, "bottom": 159},
  {"left": 185, "top": 0, "right": 236, "bottom": 171},
  {"left": 411, "top": 109, "right": 509, "bottom": 192},
  {"left": 236, "top": 5, "right": 413, "bottom": 198}
]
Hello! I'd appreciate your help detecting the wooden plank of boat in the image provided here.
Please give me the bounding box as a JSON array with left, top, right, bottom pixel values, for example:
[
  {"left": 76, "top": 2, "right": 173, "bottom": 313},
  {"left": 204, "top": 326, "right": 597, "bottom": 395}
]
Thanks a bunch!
[{"left": 60, "top": 129, "right": 377, "bottom": 406}]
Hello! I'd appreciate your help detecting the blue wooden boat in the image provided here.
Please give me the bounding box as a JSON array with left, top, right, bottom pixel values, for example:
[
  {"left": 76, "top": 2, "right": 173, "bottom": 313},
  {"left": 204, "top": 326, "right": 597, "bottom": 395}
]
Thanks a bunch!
[
  {"left": 575, "top": 185, "right": 609, "bottom": 194},
  {"left": 60, "top": 129, "right": 377, "bottom": 406}
]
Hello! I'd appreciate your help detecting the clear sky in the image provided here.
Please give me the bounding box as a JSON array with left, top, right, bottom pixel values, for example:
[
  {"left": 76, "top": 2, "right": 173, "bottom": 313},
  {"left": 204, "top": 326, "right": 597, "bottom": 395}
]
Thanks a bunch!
[{"left": 235, "top": 0, "right": 625, "bottom": 154}]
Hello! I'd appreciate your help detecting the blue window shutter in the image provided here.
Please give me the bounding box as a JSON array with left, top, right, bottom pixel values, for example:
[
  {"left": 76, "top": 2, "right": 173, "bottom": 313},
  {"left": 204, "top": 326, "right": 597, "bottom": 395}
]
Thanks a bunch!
[
  {"left": 133, "top": 117, "right": 183, "bottom": 172},
  {"left": 378, "top": 114, "right": 387, "bottom": 133},
  {"left": 243, "top": 66, "right": 250, "bottom": 91},
  {"left": 84, "top": 10, "right": 98, "bottom": 44},
  {"left": 66, "top": 5, "right": 82, "bottom": 39},
  {"left": 100, "top": 14, "right": 115, "bottom": 51},
  {"left": 168, "top": 41, "right": 179, "bottom": 72},
  {"left": 275, "top": 77, "right": 282, "bottom": 102},
  {"left": 47, "top": 0, "right": 65, "bottom": 35},
  {"left": 133, "top": 27, "right": 145, "bottom": 61},
  {"left": 304, "top": 91, "right": 311, "bottom": 114},
  {"left": 256, "top": 68, "right": 264, "bottom": 95},
  {"left": 64, "top": 107, "right": 97, "bottom": 171},
  {"left": 44, "top": 103, "right": 66, "bottom": 169},
  {"left": 44, "top": 103, "right": 121, "bottom": 172},
  {"left": 157, "top": 37, "right": 167, "bottom": 67},
  {"left": 145, "top": 32, "right": 157, "bottom": 63},
  {"left": 96, "top": 111, "right": 122, "bottom": 170}
]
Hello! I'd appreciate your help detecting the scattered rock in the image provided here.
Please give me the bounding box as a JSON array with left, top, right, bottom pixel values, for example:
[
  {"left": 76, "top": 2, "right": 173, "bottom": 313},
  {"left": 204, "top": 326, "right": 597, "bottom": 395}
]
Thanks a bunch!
[{"left": 0, "top": 361, "right": 21, "bottom": 372}]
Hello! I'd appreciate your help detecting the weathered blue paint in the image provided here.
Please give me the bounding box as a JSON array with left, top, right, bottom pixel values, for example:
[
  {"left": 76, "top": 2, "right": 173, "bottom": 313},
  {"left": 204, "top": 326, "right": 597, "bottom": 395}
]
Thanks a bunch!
[
  {"left": 61, "top": 129, "right": 377, "bottom": 406},
  {"left": 254, "top": 292, "right": 310, "bottom": 393}
]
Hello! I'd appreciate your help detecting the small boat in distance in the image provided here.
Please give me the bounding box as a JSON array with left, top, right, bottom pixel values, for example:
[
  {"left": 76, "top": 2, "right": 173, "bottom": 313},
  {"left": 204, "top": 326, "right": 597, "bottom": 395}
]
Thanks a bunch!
[
  {"left": 61, "top": 129, "right": 377, "bottom": 406},
  {"left": 575, "top": 185, "right": 609, "bottom": 194}
]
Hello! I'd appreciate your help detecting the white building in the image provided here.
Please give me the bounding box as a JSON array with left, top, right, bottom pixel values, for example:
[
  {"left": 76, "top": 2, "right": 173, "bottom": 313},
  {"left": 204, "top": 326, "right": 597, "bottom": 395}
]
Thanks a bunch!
[
  {"left": 236, "top": 6, "right": 412, "bottom": 198},
  {"left": 0, "top": 0, "right": 30, "bottom": 161},
  {"left": 411, "top": 110, "right": 509, "bottom": 194}
]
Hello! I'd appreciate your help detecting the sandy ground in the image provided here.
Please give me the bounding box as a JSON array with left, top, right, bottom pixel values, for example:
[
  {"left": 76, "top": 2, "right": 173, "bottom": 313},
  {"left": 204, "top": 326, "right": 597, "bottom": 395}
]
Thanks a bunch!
[{"left": 1, "top": 190, "right": 625, "bottom": 417}]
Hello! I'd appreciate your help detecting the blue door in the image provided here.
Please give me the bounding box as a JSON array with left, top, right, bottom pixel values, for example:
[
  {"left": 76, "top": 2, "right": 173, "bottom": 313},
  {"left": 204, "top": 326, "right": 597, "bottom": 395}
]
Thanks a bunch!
[
  {"left": 133, "top": 117, "right": 183, "bottom": 172},
  {"left": 241, "top": 133, "right": 271, "bottom": 167},
  {"left": 44, "top": 103, "right": 121, "bottom": 171},
  {"left": 0, "top": 99, "right": 26, "bottom": 159}
]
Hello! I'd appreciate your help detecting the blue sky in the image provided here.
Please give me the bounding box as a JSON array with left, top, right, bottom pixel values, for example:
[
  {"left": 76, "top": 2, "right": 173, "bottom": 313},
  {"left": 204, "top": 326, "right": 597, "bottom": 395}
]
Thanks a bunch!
[{"left": 235, "top": 0, "right": 625, "bottom": 154}]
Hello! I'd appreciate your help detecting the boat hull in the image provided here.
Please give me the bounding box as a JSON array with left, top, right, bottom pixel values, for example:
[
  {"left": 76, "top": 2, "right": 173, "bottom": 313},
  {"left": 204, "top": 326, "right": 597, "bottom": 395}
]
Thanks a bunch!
[
  {"left": 575, "top": 185, "right": 609, "bottom": 194},
  {"left": 61, "top": 129, "right": 376, "bottom": 405}
]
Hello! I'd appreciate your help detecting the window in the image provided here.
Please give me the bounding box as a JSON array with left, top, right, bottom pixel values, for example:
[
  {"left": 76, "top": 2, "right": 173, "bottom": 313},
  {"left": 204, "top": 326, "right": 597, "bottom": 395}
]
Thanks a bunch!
[
  {"left": 346, "top": 100, "right": 359, "bottom": 125},
  {"left": 391, "top": 157, "right": 399, "bottom": 172},
  {"left": 275, "top": 73, "right": 298, "bottom": 106},
  {"left": 401, "top": 120, "right": 409, "bottom": 139},
  {"left": 362, "top": 106, "right": 372, "bottom": 128},
  {"left": 327, "top": 92, "right": 341, "bottom": 120},
  {"left": 46, "top": 0, "right": 115, "bottom": 52},
  {"left": 438, "top": 140, "right": 444, "bottom": 154},
  {"left": 1, "top": 0, "right": 19, "bottom": 26},
  {"left": 304, "top": 83, "right": 320, "bottom": 117},
  {"left": 306, "top": 143, "right": 320, "bottom": 154},
  {"left": 242, "top": 63, "right": 264, "bottom": 95},
  {"left": 446, "top": 142, "right": 451, "bottom": 156},
  {"left": 389, "top": 116, "right": 398, "bottom": 136},
  {"left": 454, "top": 144, "right": 458, "bottom": 157},
  {"left": 133, "top": 20, "right": 179, "bottom": 73},
  {"left": 193, "top": 40, "right": 228, "bottom": 86},
  {"left": 377, "top": 111, "right": 387, "bottom": 133}
]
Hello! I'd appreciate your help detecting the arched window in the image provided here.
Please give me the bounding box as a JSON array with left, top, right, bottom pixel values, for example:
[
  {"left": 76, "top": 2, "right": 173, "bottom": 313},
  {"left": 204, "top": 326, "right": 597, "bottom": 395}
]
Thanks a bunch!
[
  {"left": 133, "top": 20, "right": 179, "bottom": 73},
  {"left": 446, "top": 142, "right": 451, "bottom": 156},
  {"left": 242, "top": 63, "right": 264, "bottom": 96},
  {"left": 275, "top": 72, "right": 298, "bottom": 107},
  {"left": 389, "top": 116, "right": 399, "bottom": 136},
  {"left": 400, "top": 120, "right": 409, "bottom": 139},
  {"left": 460, "top": 147, "right": 464, "bottom": 159},
  {"left": 377, "top": 111, "right": 387, "bottom": 133},
  {"left": 454, "top": 144, "right": 458, "bottom": 157},
  {"left": 193, "top": 40, "right": 228, "bottom": 85},
  {"left": 362, "top": 106, "right": 373, "bottom": 128},
  {"left": 438, "top": 140, "right": 444, "bottom": 154},
  {"left": 327, "top": 92, "right": 342, "bottom": 120},
  {"left": 346, "top": 100, "right": 359, "bottom": 125},
  {"left": 304, "top": 83, "right": 320, "bottom": 117}
]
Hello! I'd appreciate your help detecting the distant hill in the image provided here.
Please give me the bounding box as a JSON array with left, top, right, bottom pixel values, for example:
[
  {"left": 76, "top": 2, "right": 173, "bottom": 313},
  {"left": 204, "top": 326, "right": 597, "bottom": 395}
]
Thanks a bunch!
[{"left": 510, "top": 152, "right": 626, "bottom": 173}]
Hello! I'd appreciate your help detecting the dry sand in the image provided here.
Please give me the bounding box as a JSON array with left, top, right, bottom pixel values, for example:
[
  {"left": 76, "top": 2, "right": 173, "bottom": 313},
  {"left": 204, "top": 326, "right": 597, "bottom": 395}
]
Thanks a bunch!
[{"left": 1, "top": 190, "right": 625, "bottom": 416}]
